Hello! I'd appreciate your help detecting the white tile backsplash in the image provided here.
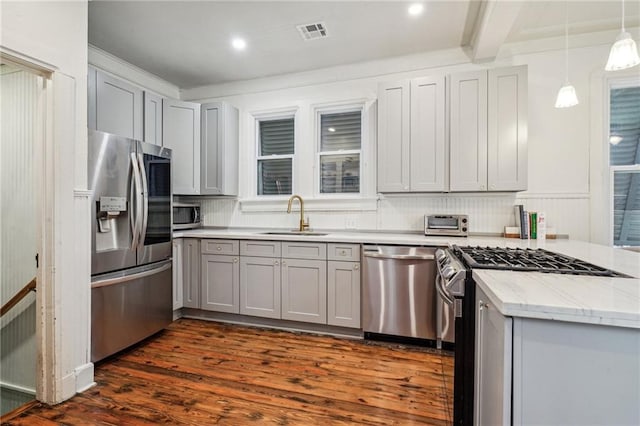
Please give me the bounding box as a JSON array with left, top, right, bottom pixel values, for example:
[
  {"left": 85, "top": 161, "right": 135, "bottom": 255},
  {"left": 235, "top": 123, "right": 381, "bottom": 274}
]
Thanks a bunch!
[{"left": 186, "top": 192, "right": 589, "bottom": 240}]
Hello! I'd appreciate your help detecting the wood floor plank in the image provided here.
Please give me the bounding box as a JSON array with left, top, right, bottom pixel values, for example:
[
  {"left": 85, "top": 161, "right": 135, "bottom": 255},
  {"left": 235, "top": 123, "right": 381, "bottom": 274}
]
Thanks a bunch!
[{"left": 5, "top": 319, "right": 454, "bottom": 425}]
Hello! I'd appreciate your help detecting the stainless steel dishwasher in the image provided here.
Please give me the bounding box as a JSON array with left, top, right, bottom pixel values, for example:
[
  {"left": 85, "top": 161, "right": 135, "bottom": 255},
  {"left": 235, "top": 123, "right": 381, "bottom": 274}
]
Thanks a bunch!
[{"left": 362, "top": 245, "right": 438, "bottom": 341}]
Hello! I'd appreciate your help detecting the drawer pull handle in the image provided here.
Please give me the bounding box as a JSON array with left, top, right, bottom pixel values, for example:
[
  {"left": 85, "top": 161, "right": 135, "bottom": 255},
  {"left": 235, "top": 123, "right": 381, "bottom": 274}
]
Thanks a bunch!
[
  {"left": 233, "top": 258, "right": 238, "bottom": 263},
  {"left": 340, "top": 250, "right": 347, "bottom": 256},
  {"left": 216, "top": 246, "right": 222, "bottom": 251},
  {"left": 354, "top": 265, "right": 359, "bottom": 270},
  {"left": 275, "top": 260, "right": 279, "bottom": 266}
]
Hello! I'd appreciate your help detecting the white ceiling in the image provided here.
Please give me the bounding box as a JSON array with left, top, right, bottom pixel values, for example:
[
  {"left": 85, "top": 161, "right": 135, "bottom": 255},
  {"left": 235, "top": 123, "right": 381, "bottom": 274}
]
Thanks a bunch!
[{"left": 88, "top": 1, "right": 640, "bottom": 89}]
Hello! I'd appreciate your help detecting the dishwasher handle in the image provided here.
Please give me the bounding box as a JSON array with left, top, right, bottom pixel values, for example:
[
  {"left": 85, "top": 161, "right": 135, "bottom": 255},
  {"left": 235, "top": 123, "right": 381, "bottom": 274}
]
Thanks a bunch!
[{"left": 363, "top": 252, "right": 435, "bottom": 260}]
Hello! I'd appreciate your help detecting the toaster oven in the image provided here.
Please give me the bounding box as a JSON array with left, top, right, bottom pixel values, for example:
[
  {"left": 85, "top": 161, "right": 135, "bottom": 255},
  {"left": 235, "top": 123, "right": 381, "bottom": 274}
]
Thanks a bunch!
[
  {"left": 173, "top": 203, "right": 201, "bottom": 230},
  {"left": 424, "top": 214, "right": 468, "bottom": 237}
]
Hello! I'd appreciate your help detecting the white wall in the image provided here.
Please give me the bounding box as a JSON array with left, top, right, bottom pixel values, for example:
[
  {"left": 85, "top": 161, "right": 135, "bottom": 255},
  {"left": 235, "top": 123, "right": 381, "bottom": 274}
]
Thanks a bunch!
[
  {"left": 182, "top": 37, "right": 621, "bottom": 241},
  {"left": 1, "top": 1, "right": 92, "bottom": 403}
]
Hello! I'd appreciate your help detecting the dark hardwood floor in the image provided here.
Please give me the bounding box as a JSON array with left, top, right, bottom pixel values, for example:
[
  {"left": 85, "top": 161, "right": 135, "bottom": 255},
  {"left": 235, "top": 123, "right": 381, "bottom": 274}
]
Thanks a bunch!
[{"left": 4, "top": 319, "right": 454, "bottom": 425}]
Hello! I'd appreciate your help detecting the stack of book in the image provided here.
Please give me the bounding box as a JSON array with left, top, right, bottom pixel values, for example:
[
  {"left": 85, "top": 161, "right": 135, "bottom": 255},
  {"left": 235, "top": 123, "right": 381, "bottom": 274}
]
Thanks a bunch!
[{"left": 514, "top": 205, "right": 544, "bottom": 239}]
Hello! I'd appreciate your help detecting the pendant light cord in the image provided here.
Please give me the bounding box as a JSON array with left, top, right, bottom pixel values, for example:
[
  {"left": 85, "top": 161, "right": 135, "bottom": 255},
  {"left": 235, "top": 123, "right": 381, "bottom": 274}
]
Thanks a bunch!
[
  {"left": 621, "top": 0, "right": 626, "bottom": 32},
  {"left": 564, "top": 1, "right": 569, "bottom": 84}
]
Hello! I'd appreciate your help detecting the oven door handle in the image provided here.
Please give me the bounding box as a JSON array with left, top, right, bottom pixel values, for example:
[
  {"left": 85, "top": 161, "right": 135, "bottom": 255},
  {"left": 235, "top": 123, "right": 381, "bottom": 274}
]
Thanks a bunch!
[{"left": 435, "top": 275, "right": 454, "bottom": 305}]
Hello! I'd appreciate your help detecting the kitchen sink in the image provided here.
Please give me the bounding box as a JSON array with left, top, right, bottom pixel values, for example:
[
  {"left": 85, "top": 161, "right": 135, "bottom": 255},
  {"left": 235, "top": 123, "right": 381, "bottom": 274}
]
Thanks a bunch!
[{"left": 259, "top": 231, "right": 329, "bottom": 236}]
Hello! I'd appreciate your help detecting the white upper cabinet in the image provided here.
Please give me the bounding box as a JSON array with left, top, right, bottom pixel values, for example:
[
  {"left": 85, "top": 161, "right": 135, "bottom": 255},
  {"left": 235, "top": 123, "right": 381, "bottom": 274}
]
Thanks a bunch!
[
  {"left": 487, "top": 66, "right": 528, "bottom": 191},
  {"left": 410, "top": 75, "right": 447, "bottom": 191},
  {"left": 449, "top": 70, "right": 488, "bottom": 192},
  {"left": 450, "top": 66, "right": 528, "bottom": 192},
  {"left": 89, "top": 68, "right": 144, "bottom": 140},
  {"left": 377, "top": 76, "right": 447, "bottom": 193},
  {"left": 143, "top": 91, "right": 163, "bottom": 146},
  {"left": 377, "top": 80, "right": 410, "bottom": 192},
  {"left": 201, "top": 102, "right": 239, "bottom": 196},
  {"left": 163, "top": 98, "right": 201, "bottom": 195}
]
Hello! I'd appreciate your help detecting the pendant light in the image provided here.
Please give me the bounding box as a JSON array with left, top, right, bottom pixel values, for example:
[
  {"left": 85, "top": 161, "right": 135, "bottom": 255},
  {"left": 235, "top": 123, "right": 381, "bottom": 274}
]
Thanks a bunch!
[
  {"left": 605, "top": 0, "right": 640, "bottom": 71},
  {"left": 555, "top": 2, "right": 579, "bottom": 108}
]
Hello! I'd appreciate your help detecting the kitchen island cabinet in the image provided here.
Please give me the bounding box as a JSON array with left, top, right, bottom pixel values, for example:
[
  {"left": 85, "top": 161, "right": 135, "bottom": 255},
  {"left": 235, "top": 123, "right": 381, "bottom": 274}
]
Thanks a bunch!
[{"left": 475, "top": 285, "right": 640, "bottom": 426}]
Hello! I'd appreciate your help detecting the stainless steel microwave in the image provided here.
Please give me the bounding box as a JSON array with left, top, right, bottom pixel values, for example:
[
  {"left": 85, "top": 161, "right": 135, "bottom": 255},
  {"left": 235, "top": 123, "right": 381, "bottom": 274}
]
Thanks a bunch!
[{"left": 173, "top": 203, "right": 201, "bottom": 230}]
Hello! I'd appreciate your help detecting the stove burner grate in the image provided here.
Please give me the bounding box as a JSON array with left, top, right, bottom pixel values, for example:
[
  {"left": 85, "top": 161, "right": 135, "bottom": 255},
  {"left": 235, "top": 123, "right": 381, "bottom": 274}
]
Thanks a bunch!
[{"left": 455, "top": 246, "right": 628, "bottom": 277}]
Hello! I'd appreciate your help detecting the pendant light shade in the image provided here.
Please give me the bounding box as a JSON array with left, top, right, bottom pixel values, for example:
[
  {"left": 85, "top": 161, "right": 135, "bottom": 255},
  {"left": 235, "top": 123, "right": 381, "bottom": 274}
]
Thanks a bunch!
[
  {"left": 605, "top": 31, "right": 640, "bottom": 71},
  {"left": 556, "top": 1, "right": 579, "bottom": 108},
  {"left": 605, "top": 0, "right": 640, "bottom": 71},
  {"left": 555, "top": 84, "right": 579, "bottom": 108}
]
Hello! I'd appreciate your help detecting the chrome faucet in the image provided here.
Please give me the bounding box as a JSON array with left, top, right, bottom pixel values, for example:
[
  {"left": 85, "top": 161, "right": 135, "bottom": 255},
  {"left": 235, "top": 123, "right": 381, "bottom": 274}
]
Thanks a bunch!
[{"left": 287, "top": 194, "right": 309, "bottom": 232}]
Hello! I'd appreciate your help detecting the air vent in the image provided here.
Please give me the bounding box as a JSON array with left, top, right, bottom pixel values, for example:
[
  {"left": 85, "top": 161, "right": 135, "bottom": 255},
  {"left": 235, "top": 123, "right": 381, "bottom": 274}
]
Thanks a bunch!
[{"left": 296, "top": 22, "right": 329, "bottom": 41}]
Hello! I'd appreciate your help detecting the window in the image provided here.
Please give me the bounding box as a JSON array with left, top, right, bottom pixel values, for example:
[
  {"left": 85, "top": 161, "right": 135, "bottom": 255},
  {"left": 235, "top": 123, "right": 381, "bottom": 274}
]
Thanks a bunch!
[
  {"left": 317, "top": 109, "right": 362, "bottom": 194},
  {"left": 609, "top": 84, "right": 640, "bottom": 247},
  {"left": 257, "top": 116, "right": 294, "bottom": 195}
]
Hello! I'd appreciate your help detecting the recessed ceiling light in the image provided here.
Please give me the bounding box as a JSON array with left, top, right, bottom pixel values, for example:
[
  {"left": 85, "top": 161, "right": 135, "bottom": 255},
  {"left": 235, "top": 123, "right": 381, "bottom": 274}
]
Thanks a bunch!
[
  {"left": 328, "top": 127, "right": 336, "bottom": 132},
  {"left": 408, "top": 4, "right": 424, "bottom": 16},
  {"left": 231, "top": 38, "right": 247, "bottom": 51}
]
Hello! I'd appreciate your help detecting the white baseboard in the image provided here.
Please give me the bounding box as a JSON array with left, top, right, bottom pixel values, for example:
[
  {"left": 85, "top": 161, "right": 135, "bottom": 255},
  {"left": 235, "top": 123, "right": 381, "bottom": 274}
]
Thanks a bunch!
[
  {"left": 0, "top": 381, "right": 35, "bottom": 395},
  {"left": 74, "top": 362, "right": 96, "bottom": 393}
]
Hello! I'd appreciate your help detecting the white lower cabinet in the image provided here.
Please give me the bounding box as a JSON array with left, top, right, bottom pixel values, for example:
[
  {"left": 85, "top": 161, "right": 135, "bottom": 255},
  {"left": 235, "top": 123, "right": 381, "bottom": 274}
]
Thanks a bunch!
[
  {"left": 240, "top": 256, "right": 282, "bottom": 319},
  {"left": 189, "top": 239, "right": 362, "bottom": 329},
  {"left": 182, "top": 239, "right": 200, "bottom": 309},
  {"left": 281, "top": 258, "right": 327, "bottom": 324},
  {"left": 201, "top": 254, "right": 239, "bottom": 313},
  {"left": 475, "top": 285, "right": 640, "bottom": 426},
  {"left": 475, "top": 286, "right": 512, "bottom": 426},
  {"left": 172, "top": 239, "right": 184, "bottom": 311},
  {"left": 327, "top": 261, "right": 360, "bottom": 328}
]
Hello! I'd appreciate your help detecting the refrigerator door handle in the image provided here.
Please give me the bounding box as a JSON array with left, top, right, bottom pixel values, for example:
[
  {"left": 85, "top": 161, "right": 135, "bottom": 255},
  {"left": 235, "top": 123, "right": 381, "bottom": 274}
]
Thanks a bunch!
[
  {"left": 137, "top": 152, "right": 149, "bottom": 246},
  {"left": 91, "top": 261, "right": 172, "bottom": 289},
  {"left": 130, "top": 152, "right": 143, "bottom": 250}
]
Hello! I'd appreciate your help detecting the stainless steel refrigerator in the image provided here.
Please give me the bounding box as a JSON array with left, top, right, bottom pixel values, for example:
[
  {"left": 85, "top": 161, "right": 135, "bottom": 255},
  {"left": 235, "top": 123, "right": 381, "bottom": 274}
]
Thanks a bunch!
[{"left": 88, "top": 129, "right": 173, "bottom": 362}]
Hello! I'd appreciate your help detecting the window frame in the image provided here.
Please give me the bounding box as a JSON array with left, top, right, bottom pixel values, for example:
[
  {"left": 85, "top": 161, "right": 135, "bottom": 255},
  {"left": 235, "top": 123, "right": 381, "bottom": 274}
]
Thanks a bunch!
[
  {"left": 606, "top": 77, "right": 640, "bottom": 247},
  {"left": 252, "top": 109, "right": 297, "bottom": 198},
  {"left": 313, "top": 102, "right": 366, "bottom": 198}
]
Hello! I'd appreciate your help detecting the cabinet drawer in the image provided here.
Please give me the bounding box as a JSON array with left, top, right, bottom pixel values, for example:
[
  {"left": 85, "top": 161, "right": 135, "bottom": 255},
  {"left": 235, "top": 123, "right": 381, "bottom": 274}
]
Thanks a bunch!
[
  {"left": 201, "top": 239, "right": 239, "bottom": 255},
  {"left": 328, "top": 243, "right": 361, "bottom": 261},
  {"left": 240, "top": 240, "right": 281, "bottom": 258},
  {"left": 282, "top": 242, "right": 327, "bottom": 260}
]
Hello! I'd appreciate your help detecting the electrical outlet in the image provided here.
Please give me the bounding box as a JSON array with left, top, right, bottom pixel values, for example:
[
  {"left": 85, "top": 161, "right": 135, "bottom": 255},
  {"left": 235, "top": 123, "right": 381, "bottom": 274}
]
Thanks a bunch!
[{"left": 345, "top": 217, "right": 358, "bottom": 230}]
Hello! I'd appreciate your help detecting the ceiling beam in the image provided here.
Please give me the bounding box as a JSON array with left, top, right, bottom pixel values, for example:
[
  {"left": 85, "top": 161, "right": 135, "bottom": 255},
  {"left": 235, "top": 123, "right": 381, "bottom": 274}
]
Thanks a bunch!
[{"left": 468, "top": 0, "right": 525, "bottom": 63}]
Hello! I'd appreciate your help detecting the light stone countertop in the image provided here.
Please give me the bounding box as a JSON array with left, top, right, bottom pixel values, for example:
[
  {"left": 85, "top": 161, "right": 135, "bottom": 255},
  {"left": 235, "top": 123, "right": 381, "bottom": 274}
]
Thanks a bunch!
[{"left": 174, "top": 227, "right": 640, "bottom": 328}]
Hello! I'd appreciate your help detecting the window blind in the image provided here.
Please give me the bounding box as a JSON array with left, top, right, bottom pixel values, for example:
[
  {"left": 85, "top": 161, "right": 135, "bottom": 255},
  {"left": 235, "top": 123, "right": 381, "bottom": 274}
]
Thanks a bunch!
[
  {"left": 260, "top": 118, "right": 294, "bottom": 155},
  {"left": 320, "top": 111, "right": 361, "bottom": 151}
]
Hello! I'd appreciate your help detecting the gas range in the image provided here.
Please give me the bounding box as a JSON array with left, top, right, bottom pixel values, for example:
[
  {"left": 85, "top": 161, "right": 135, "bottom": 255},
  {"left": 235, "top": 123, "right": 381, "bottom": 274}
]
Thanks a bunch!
[{"left": 454, "top": 246, "right": 628, "bottom": 278}]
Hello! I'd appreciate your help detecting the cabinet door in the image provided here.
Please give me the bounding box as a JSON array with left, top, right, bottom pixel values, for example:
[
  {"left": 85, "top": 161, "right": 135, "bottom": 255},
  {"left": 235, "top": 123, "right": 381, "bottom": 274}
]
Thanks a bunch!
[
  {"left": 240, "top": 256, "right": 281, "bottom": 319},
  {"left": 201, "top": 102, "right": 239, "bottom": 196},
  {"left": 410, "top": 75, "right": 447, "bottom": 191},
  {"left": 163, "top": 98, "right": 201, "bottom": 194},
  {"left": 183, "top": 239, "right": 200, "bottom": 309},
  {"left": 327, "top": 261, "right": 360, "bottom": 328},
  {"left": 96, "top": 70, "right": 143, "bottom": 140},
  {"left": 377, "top": 80, "right": 410, "bottom": 192},
  {"left": 281, "top": 258, "right": 327, "bottom": 324},
  {"left": 172, "top": 239, "right": 184, "bottom": 310},
  {"left": 201, "top": 254, "right": 240, "bottom": 313},
  {"left": 144, "top": 91, "right": 163, "bottom": 146},
  {"left": 488, "top": 66, "right": 527, "bottom": 191},
  {"left": 475, "top": 287, "right": 512, "bottom": 426},
  {"left": 88, "top": 67, "right": 97, "bottom": 131},
  {"left": 450, "top": 71, "right": 488, "bottom": 192}
]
